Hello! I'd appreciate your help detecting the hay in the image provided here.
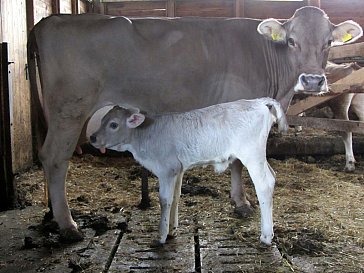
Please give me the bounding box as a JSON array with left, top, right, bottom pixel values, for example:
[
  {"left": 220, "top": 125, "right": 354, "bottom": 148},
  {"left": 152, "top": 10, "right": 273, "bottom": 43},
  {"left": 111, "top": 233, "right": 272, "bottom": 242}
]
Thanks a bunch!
[{"left": 15, "top": 150, "right": 364, "bottom": 271}]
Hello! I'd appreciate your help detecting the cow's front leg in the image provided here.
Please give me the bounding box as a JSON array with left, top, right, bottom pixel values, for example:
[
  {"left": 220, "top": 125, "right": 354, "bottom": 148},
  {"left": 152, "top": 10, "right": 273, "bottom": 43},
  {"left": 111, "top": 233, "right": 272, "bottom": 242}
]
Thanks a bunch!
[
  {"left": 246, "top": 160, "right": 275, "bottom": 245},
  {"left": 168, "top": 172, "right": 183, "bottom": 239},
  {"left": 231, "top": 160, "right": 254, "bottom": 217},
  {"left": 39, "top": 122, "right": 85, "bottom": 242}
]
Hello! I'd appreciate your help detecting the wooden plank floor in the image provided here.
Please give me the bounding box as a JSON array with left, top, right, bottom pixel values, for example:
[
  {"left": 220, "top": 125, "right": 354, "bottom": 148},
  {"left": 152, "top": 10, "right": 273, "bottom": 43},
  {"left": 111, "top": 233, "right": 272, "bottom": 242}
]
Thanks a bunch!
[{"left": 109, "top": 208, "right": 195, "bottom": 272}]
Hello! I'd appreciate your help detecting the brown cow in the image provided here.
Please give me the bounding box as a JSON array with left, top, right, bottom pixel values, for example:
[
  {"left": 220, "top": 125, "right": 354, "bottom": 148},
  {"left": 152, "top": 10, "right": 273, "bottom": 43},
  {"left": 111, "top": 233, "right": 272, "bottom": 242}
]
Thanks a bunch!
[{"left": 27, "top": 7, "right": 362, "bottom": 241}]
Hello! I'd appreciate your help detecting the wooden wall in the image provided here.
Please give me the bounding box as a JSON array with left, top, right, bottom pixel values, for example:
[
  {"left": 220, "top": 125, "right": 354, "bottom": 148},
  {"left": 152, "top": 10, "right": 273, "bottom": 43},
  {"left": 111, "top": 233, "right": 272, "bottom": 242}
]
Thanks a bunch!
[
  {"left": 1, "top": 0, "right": 32, "bottom": 173},
  {"left": 0, "top": 0, "right": 90, "bottom": 174}
]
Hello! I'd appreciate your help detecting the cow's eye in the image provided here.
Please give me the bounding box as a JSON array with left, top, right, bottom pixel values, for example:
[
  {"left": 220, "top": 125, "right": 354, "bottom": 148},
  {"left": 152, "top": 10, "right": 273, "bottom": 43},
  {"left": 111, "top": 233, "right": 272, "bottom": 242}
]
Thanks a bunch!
[
  {"left": 328, "top": 40, "right": 333, "bottom": 47},
  {"left": 110, "top": 122, "right": 118, "bottom": 129},
  {"left": 287, "top": 38, "right": 296, "bottom": 47}
]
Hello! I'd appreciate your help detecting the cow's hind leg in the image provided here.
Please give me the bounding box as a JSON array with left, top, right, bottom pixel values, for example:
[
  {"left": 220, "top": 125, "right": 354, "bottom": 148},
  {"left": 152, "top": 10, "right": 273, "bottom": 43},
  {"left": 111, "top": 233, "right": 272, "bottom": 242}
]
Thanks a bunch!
[
  {"left": 244, "top": 158, "right": 275, "bottom": 245},
  {"left": 231, "top": 160, "right": 254, "bottom": 218},
  {"left": 329, "top": 94, "right": 356, "bottom": 172},
  {"left": 39, "top": 121, "right": 85, "bottom": 242}
]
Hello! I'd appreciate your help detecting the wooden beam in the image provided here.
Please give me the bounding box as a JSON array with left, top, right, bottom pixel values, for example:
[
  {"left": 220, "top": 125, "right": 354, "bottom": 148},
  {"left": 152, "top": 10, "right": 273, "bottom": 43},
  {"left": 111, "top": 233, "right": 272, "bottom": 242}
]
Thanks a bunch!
[
  {"left": 72, "top": 0, "right": 80, "bottom": 14},
  {"left": 167, "top": 0, "right": 175, "bottom": 17},
  {"left": 329, "top": 68, "right": 364, "bottom": 94},
  {"left": 235, "top": 0, "right": 245, "bottom": 17},
  {"left": 287, "top": 94, "right": 340, "bottom": 116},
  {"left": 329, "top": 42, "right": 364, "bottom": 60},
  {"left": 52, "top": 0, "right": 60, "bottom": 13},
  {"left": 26, "top": 0, "right": 34, "bottom": 33},
  {"left": 287, "top": 116, "right": 364, "bottom": 134},
  {"left": 306, "top": 0, "right": 320, "bottom": 7}
]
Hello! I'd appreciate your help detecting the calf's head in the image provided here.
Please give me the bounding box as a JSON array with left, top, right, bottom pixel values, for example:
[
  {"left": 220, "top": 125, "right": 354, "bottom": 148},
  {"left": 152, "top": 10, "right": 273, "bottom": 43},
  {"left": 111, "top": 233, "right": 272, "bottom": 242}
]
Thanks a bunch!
[
  {"left": 257, "top": 6, "right": 363, "bottom": 94},
  {"left": 89, "top": 106, "right": 145, "bottom": 152}
]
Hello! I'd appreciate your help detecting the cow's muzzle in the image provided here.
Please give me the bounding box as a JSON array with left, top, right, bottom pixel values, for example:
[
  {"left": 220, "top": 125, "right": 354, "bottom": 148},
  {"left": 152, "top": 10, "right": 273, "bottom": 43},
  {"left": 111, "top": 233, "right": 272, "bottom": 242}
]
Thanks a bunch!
[{"left": 294, "top": 73, "right": 328, "bottom": 94}]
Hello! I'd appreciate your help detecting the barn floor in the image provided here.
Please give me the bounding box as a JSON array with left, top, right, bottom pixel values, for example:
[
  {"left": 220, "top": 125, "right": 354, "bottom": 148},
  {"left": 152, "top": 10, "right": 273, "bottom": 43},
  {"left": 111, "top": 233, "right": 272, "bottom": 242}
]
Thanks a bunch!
[{"left": 1, "top": 129, "right": 364, "bottom": 273}]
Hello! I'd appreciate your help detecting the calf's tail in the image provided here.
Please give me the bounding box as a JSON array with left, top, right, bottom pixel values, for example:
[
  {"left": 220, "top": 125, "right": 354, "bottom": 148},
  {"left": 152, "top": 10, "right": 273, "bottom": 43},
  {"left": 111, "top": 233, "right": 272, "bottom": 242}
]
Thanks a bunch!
[{"left": 265, "top": 99, "right": 288, "bottom": 133}]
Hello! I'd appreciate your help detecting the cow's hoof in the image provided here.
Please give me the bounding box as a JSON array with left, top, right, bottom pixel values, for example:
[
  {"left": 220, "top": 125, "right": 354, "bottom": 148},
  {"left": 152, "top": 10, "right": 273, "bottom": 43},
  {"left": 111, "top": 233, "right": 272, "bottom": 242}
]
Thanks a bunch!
[
  {"left": 60, "top": 227, "right": 84, "bottom": 243},
  {"left": 150, "top": 240, "right": 164, "bottom": 248},
  {"left": 234, "top": 204, "right": 255, "bottom": 218}
]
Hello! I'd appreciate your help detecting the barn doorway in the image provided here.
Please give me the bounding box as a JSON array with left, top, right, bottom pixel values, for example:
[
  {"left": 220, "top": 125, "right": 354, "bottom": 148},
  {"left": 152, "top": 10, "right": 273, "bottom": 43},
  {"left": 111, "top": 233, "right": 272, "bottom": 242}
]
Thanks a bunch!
[{"left": 0, "top": 42, "right": 15, "bottom": 210}]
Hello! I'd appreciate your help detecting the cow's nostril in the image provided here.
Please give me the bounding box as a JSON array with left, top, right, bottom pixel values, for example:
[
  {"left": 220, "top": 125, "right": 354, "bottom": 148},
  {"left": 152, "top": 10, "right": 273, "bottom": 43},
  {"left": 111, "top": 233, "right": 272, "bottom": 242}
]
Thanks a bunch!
[
  {"left": 90, "top": 134, "right": 97, "bottom": 143},
  {"left": 301, "top": 75, "right": 309, "bottom": 86},
  {"left": 318, "top": 76, "right": 326, "bottom": 87}
]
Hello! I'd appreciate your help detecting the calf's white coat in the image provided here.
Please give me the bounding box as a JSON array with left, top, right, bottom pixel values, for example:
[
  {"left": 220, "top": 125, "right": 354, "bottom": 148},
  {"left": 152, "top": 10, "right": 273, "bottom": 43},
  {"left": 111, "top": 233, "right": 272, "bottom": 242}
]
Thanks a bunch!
[{"left": 90, "top": 98, "right": 288, "bottom": 245}]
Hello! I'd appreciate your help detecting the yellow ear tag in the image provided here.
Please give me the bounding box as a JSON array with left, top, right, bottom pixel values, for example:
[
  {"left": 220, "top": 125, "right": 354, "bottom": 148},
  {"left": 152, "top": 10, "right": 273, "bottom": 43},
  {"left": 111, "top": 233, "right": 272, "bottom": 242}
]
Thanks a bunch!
[
  {"left": 342, "top": 33, "right": 352, "bottom": 43},
  {"left": 271, "top": 32, "right": 282, "bottom": 41}
]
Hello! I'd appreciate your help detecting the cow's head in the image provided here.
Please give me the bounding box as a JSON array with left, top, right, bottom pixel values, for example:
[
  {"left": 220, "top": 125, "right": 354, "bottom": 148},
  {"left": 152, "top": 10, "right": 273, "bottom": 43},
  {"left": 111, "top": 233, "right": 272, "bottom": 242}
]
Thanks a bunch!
[
  {"left": 257, "top": 6, "right": 363, "bottom": 94},
  {"left": 89, "top": 106, "right": 145, "bottom": 152}
]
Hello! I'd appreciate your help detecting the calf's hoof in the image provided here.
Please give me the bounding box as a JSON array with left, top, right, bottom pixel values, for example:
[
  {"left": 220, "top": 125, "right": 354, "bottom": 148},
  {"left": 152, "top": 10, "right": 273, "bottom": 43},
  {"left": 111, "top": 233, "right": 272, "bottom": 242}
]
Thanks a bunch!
[
  {"left": 60, "top": 227, "right": 84, "bottom": 243},
  {"left": 260, "top": 234, "right": 273, "bottom": 246},
  {"left": 234, "top": 204, "right": 255, "bottom": 218}
]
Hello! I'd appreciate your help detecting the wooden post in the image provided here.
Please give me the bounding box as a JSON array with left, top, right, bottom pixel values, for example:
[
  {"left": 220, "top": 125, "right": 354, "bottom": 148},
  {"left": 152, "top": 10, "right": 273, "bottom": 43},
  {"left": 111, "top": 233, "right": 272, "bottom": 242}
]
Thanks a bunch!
[
  {"left": 0, "top": 43, "right": 15, "bottom": 210},
  {"left": 26, "top": 0, "right": 34, "bottom": 33},
  {"left": 52, "top": 0, "right": 60, "bottom": 13},
  {"left": 167, "top": 0, "right": 175, "bottom": 17},
  {"left": 306, "top": 0, "right": 320, "bottom": 8},
  {"left": 235, "top": 0, "right": 245, "bottom": 17},
  {"left": 72, "top": 0, "right": 79, "bottom": 14}
]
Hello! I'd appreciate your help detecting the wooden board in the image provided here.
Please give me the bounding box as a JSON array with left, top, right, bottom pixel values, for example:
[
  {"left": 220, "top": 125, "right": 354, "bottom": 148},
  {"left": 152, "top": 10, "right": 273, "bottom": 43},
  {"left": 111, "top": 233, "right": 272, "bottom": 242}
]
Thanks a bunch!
[
  {"left": 199, "top": 219, "right": 286, "bottom": 273},
  {"left": 103, "top": 1, "right": 167, "bottom": 17},
  {"left": 109, "top": 208, "right": 195, "bottom": 272},
  {"left": 329, "top": 42, "right": 364, "bottom": 61},
  {"left": 1, "top": 0, "right": 32, "bottom": 172},
  {"left": 175, "top": 0, "right": 235, "bottom": 18},
  {"left": 287, "top": 116, "right": 364, "bottom": 134},
  {"left": 287, "top": 95, "right": 339, "bottom": 116},
  {"left": 329, "top": 68, "right": 364, "bottom": 94}
]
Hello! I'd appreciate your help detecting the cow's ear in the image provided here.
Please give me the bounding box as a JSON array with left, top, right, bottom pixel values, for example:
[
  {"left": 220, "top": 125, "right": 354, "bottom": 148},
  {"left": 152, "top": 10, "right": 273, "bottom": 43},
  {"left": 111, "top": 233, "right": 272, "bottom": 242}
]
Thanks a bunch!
[
  {"left": 257, "top": 19, "right": 286, "bottom": 42},
  {"left": 126, "top": 113, "right": 145, "bottom": 128},
  {"left": 332, "top": 20, "right": 363, "bottom": 45}
]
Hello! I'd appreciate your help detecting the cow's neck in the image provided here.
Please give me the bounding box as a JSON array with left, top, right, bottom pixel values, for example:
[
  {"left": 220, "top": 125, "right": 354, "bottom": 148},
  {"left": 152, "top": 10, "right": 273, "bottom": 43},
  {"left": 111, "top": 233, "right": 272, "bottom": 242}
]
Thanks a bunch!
[{"left": 262, "top": 41, "right": 298, "bottom": 112}]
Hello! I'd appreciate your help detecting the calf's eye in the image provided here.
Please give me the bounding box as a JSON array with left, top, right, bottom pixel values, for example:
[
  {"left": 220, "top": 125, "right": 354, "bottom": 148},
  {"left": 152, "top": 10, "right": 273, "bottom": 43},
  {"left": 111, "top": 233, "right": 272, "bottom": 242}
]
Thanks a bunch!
[{"left": 110, "top": 122, "right": 118, "bottom": 129}]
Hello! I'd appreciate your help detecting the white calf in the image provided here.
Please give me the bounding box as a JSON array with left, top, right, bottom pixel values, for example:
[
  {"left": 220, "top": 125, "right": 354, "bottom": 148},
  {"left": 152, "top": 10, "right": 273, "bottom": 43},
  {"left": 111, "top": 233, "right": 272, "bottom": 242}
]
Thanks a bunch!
[{"left": 90, "top": 98, "right": 288, "bottom": 245}]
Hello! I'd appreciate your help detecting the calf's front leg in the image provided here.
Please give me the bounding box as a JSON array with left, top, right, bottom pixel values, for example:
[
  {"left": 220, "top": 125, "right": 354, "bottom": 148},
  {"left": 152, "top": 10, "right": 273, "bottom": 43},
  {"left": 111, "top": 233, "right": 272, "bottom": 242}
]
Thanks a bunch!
[{"left": 154, "top": 174, "right": 178, "bottom": 246}]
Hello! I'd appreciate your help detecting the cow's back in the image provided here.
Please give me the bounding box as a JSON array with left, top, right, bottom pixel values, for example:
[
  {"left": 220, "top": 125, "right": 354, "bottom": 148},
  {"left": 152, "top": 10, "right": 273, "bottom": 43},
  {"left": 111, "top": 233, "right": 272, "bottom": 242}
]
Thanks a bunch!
[{"left": 31, "top": 15, "right": 271, "bottom": 115}]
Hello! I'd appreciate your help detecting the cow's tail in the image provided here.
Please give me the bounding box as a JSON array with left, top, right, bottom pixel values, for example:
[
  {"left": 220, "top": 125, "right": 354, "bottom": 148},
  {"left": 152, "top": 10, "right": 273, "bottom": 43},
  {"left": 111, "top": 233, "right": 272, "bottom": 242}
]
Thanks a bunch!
[
  {"left": 27, "top": 28, "right": 47, "bottom": 155},
  {"left": 265, "top": 98, "right": 288, "bottom": 133},
  {"left": 27, "top": 28, "right": 50, "bottom": 207}
]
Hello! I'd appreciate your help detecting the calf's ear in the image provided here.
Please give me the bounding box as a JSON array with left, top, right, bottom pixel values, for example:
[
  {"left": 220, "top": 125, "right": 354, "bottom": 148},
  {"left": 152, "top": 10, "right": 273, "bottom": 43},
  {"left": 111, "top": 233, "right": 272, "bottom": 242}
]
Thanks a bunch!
[
  {"left": 126, "top": 113, "right": 145, "bottom": 128},
  {"left": 257, "top": 19, "right": 286, "bottom": 42},
  {"left": 332, "top": 20, "right": 363, "bottom": 45}
]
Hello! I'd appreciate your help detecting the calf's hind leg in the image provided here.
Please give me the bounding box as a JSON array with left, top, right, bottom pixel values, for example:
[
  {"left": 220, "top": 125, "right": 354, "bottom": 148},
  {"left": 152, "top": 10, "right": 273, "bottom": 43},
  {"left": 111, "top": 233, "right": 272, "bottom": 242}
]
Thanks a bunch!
[{"left": 39, "top": 120, "right": 85, "bottom": 242}]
